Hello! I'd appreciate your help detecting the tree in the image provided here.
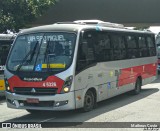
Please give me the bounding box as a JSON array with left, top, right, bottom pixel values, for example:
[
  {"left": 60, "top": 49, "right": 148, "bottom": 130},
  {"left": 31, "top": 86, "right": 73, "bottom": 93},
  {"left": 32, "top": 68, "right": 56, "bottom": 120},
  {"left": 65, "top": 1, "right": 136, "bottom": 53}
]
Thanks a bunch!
[{"left": 0, "top": 0, "right": 57, "bottom": 33}]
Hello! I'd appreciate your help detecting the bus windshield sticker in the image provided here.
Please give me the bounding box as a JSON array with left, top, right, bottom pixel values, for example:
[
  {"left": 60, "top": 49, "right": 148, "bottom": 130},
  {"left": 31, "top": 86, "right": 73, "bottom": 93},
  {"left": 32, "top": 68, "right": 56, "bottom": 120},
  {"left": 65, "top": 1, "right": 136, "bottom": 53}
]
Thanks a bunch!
[
  {"left": 35, "top": 64, "right": 42, "bottom": 71},
  {"left": 42, "top": 64, "right": 66, "bottom": 69}
]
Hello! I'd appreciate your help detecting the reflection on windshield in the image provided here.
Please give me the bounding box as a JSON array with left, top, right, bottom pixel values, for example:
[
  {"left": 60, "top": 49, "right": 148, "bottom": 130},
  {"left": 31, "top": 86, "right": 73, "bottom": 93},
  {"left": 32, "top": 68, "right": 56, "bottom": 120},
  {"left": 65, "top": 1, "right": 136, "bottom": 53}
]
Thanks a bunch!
[{"left": 7, "top": 32, "right": 76, "bottom": 72}]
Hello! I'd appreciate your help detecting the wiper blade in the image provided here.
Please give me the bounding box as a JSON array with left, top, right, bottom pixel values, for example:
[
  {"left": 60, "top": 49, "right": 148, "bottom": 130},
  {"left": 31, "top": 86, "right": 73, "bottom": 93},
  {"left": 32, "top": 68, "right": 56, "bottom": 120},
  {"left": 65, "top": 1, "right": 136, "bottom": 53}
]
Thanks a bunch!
[
  {"left": 30, "top": 41, "right": 39, "bottom": 61},
  {"left": 45, "top": 40, "right": 52, "bottom": 72},
  {"left": 44, "top": 40, "right": 51, "bottom": 63},
  {"left": 16, "top": 41, "right": 39, "bottom": 72}
]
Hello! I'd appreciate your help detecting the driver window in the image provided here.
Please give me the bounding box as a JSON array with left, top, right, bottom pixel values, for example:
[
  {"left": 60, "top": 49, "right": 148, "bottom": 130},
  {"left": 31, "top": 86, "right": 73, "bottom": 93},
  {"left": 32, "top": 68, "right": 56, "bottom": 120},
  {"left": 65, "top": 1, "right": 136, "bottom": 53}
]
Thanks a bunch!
[{"left": 76, "top": 31, "right": 95, "bottom": 72}]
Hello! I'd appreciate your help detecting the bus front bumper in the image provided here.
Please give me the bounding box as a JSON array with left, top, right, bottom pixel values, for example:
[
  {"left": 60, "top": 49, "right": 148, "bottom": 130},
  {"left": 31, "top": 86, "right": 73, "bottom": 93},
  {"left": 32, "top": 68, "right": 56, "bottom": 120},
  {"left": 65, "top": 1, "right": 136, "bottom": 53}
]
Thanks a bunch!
[{"left": 5, "top": 91, "right": 75, "bottom": 111}]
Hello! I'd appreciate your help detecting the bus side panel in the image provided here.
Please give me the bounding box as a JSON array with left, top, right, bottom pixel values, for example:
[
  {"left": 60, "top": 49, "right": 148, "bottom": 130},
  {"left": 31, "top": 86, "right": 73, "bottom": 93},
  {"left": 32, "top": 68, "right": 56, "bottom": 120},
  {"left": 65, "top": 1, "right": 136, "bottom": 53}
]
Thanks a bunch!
[
  {"left": 74, "top": 56, "right": 157, "bottom": 109},
  {"left": 118, "top": 63, "right": 157, "bottom": 87},
  {"left": 74, "top": 66, "right": 97, "bottom": 109}
]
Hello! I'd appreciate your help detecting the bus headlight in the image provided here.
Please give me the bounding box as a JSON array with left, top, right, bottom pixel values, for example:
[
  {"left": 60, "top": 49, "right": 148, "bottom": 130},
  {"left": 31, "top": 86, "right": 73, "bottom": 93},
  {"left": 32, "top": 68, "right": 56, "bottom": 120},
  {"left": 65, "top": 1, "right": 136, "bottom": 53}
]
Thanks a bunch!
[
  {"left": 4, "top": 77, "right": 11, "bottom": 92},
  {"left": 7, "top": 86, "right": 10, "bottom": 91},
  {"left": 61, "top": 76, "right": 73, "bottom": 93},
  {"left": 63, "top": 87, "right": 69, "bottom": 92}
]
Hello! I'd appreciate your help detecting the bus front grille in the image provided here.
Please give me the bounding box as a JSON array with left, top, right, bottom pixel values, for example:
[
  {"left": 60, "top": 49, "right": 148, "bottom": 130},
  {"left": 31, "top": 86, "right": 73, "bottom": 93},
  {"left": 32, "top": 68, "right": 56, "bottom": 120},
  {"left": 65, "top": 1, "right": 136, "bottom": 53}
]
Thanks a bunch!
[{"left": 13, "top": 87, "right": 58, "bottom": 95}]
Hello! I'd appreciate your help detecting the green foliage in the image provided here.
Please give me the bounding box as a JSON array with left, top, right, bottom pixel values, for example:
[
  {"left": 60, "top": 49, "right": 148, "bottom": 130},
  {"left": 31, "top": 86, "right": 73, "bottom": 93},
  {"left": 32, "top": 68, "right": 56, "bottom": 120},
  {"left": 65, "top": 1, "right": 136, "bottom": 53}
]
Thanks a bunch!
[{"left": 0, "top": 0, "right": 57, "bottom": 33}]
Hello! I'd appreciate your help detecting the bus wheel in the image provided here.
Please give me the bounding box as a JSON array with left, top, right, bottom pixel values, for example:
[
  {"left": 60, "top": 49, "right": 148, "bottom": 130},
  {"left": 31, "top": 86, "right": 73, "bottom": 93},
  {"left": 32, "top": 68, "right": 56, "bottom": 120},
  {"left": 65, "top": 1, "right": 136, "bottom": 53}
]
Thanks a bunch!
[
  {"left": 132, "top": 78, "right": 141, "bottom": 95},
  {"left": 26, "top": 109, "right": 41, "bottom": 114},
  {"left": 83, "top": 90, "right": 95, "bottom": 112}
]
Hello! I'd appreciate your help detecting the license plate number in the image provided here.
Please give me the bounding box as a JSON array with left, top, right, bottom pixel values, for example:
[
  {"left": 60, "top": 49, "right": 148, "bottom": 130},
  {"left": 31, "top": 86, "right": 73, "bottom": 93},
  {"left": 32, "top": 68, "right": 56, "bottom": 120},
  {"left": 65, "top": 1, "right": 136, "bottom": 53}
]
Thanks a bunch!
[{"left": 26, "top": 98, "right": 39, "bottom": 103}]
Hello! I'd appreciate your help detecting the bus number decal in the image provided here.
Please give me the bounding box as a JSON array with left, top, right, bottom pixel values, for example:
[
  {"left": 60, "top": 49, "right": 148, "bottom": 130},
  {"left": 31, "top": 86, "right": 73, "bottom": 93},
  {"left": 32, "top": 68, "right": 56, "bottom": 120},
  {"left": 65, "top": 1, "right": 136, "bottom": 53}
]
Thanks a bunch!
[{"left": 42, "top": 82, "right": 57, "bottom": 87}]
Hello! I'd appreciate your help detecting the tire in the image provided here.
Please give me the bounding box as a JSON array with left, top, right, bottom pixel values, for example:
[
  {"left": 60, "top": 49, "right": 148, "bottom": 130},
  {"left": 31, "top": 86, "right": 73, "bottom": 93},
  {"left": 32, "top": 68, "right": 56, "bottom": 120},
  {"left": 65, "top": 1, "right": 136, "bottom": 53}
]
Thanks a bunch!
[
  {"left": 82, "top": 90, "right": 95, "bottom": 112},
  {"left": 26, "top": 109, "right": 42, "bottom": 114},
  {"left": 132, "top": 78, "right": 141, "bottom": 95}
]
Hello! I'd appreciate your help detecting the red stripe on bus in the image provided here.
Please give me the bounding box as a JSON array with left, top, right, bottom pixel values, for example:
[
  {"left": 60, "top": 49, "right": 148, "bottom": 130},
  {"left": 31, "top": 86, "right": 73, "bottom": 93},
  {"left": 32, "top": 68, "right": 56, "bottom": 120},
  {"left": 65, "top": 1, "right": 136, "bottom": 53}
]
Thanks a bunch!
[
  {"left": 8, "top": 76, "right": 64, "bottom": 93},
  {"left": 118, "top": 63, "right": 157, "bottom": 87}
]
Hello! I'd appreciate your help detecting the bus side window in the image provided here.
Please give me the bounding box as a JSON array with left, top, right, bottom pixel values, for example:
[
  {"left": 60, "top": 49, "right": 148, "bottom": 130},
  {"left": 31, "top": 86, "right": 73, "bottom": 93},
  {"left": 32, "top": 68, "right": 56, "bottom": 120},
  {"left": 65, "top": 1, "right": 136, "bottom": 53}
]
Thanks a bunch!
[
  {"left": 146, "top": 36, "right": 156, "bottom": 56},
  {"left": 126, "top": 35, "right": 139, "bottom": 59},
  {"left": 95, "top": 33, "right": 113, "bottom": 62},
  {"left": 138, "top": 36, "right": 149, "bottom": 57},
  {"left": 111, "top": 34, "right": 126, "bottom": 60}
]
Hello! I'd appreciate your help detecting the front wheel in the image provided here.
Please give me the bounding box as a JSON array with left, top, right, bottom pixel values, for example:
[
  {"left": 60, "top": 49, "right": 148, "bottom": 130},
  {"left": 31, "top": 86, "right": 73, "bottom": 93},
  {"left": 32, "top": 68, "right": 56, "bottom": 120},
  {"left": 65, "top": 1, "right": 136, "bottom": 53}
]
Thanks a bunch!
[{"left": 82, "top": 90, "right": 95, "bottom": 112}]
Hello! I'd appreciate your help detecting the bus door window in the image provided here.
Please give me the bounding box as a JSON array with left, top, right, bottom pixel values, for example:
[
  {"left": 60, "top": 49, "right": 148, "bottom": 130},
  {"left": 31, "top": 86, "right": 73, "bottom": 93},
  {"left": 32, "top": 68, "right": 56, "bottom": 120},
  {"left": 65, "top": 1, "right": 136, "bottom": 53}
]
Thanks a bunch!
[
  {"left": 76, "top": 40, "right": 87, "bottom": 71},
  {"left": 126, "top": 35, "right": 139, "bottom": 59},
  {"left": 76, "top": 32, "right": 95, "bottom": 72},
  {"left": 138, "top": 36, "right": 149, "bottom": 57}
]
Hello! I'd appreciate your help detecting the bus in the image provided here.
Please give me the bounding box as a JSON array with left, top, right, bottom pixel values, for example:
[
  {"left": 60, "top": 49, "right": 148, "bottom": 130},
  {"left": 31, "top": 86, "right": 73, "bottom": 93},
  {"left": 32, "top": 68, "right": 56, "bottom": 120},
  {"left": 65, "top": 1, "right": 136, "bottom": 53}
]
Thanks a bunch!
[
  {"left": 4, "top": 20, "right": 157, "bottom": 113},
  {"left": 0, "top": 34, "right": 15, "bottom": 96},
  {"left": 156, "top": 33, "right": 160, "bottom": 72}
]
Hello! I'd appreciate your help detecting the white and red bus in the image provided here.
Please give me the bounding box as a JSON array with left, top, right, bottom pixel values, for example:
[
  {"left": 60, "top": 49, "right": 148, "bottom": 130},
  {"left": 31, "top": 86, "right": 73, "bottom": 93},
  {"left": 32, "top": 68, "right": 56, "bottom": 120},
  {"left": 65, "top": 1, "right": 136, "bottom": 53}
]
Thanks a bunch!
[
  {"left": 156, "top": 33, "right": 160, "bottom": 72},
  {"left": 4, "top": 20, "right": 157, "bottom": 113}
]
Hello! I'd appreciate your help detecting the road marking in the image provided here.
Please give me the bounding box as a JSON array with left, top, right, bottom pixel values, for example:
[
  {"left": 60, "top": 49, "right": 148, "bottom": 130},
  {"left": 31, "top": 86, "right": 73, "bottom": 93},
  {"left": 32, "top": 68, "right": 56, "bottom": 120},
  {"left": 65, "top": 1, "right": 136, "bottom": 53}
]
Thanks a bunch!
[{"left": 40, "top": 117, "right": 56, "bottom": 123}]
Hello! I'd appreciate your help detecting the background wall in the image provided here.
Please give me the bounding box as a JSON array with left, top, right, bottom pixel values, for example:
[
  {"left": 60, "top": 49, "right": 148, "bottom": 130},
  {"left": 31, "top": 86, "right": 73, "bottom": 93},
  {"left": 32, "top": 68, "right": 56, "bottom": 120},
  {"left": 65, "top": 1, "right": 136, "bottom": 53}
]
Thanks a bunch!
[{"left": 32, "top": 0, "right": 160, "bottom": 26}]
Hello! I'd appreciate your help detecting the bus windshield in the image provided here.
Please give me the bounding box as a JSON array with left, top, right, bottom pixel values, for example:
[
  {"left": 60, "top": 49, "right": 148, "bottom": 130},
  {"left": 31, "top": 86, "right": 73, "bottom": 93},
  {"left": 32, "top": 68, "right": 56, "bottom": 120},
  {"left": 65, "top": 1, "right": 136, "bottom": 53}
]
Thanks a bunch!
[{"left": 7, "top": 32, "right": 76, "bottom": 73}]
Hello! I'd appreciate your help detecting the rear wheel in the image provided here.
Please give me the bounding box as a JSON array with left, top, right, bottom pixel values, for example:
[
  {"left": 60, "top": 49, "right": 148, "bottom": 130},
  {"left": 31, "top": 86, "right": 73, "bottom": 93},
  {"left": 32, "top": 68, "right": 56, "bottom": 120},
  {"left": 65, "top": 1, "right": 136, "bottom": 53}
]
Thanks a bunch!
[
  {"left": 132, "top": 78, "right": 141, "bottom": 95},
  {"left": 82, "top": 90, "right": 95, "bottom": 112}
]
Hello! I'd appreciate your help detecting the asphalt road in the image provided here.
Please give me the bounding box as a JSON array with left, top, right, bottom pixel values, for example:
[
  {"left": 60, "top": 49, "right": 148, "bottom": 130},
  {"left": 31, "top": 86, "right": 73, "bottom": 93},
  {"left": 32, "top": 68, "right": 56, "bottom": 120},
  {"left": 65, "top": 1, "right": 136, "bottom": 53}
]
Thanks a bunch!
[{"left": 0, "top": 75, "right": 160, "bottom": 130}]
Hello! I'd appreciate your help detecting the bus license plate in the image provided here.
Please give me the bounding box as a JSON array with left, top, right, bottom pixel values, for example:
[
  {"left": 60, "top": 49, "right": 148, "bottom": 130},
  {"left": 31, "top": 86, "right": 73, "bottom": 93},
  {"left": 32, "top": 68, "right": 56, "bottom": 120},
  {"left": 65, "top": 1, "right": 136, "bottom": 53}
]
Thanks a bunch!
[{"left": 26, "top": 98, "right": 39, "bottom": 103}]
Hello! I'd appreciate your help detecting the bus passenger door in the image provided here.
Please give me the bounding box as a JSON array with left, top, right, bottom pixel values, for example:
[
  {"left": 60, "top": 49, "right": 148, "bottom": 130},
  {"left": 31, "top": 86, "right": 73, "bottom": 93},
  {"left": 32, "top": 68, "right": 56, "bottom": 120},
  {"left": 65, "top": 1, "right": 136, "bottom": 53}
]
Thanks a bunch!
[{"left": 75, "top": 32, "right": 96, "bottom": 108}]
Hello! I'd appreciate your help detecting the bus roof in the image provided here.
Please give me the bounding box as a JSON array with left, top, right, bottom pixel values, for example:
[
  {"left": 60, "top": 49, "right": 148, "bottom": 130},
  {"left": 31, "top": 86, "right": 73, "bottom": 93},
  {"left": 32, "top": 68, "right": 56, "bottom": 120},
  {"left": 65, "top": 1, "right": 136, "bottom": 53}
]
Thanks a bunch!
[{"left": 19, "top": 20, "right": 154, "bottom": 35}]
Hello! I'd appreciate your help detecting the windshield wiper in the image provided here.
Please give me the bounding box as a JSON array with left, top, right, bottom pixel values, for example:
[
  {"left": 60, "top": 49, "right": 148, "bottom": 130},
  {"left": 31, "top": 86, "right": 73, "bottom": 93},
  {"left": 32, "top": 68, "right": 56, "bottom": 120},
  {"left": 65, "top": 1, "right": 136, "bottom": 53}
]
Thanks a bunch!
[
  {"left": 44, "top": 40, "right": 51, "bottom": 63},
  {"left": 45, "top": 40, "right": 54, "bottom": 72},
  {"left": 16, "top": 41, "right": 39, "bottom": 72}
]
